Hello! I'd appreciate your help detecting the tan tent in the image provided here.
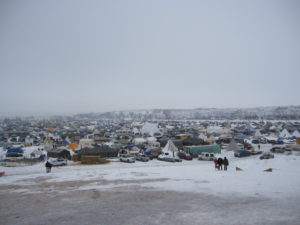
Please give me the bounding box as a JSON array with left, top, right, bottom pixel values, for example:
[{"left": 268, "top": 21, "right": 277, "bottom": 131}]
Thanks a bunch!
[{"left": 227, "top": 139, "right": 240, "bottom": 152}]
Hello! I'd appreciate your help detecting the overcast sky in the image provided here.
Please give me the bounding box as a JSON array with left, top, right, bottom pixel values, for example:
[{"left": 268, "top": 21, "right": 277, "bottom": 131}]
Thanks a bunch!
[{"left": 0, "top": 0, "right": 299, "bottom": 116}]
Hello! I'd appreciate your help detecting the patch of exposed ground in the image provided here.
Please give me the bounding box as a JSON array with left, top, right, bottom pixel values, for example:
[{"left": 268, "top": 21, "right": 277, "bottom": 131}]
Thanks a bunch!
[{"left": 0, "top": 176, "right": 169, "bottom": 193}]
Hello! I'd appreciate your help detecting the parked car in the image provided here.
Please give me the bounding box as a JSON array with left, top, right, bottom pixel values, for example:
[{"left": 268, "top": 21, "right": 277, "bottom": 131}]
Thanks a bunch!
[
  {"left": 135, "top": 155, "right": 150, "bottom": 162},
  {"left": 119, "top": 154, "right": 135, "bottom": 163},
  {"left": 49, "top": 158, "right": 67, "bottom": 166},
  {"left": 270, "top": 147, "right": 285, "bottom": 153},
  {"left": 244, "top": 143, "right": 253, "bottom": 150},
  {"left": 260, "top": 152, "right": 274, "bottom": 160},
  {"left": 234, "top": 150, "right": 252, "bottom": 157},
  {"left": 177, "top": 152, "right": 193, "bottom": 160},
  {"left": 198, "top": 152, "right": 216, "bottom": 161},
  {"left": 157, "top": 154, "right": 182, "bottom": 162}
]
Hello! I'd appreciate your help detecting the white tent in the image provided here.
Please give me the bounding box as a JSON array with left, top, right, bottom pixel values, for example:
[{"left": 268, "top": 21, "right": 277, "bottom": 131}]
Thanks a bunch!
[
  {"left": 207, "top": 126, "right": 222, "bottom": 134},
  {"left": 198, "top": 133, "right": 208, "bottom": 141},
  {"left": 141, "top": 123, "right": 160, "bottom": 136},
  {"left": 280, "top": 129, "right": 291, "bottom": 138},
  {"left": 79, "top": 138, "right": 95, "bottom": 149},
  {"left": 146, "top": 136, "right": 157, "bottom": 144},
  {"left": 162, "top": 140, "right": 178, "bottom": 157},
  {"left": 133, "top": 128, "right": 140, "bottom": 135},
  {"left": 254, "top": 130, "right": 262, "bottom": 138},
  {"left": 292, "top": 130, "right": 300, "bottom": 138},
  {"left": 133, "top": 137, "right": 146, "bottom": 145}
]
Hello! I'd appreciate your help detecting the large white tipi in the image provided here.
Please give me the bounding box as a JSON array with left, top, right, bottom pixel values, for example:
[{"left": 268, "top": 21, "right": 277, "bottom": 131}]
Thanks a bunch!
[
  {"left": 280, "top": 129, "right": 291, "bottom": 138},
  {"left": 162, "top": 140, "right": 178, "bottom": 157}
]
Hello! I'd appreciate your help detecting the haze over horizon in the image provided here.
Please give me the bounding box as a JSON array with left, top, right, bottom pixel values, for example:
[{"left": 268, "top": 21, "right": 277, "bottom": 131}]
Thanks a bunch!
[{"left": 1, "top": 0, "right": 300, "bottom": 116}]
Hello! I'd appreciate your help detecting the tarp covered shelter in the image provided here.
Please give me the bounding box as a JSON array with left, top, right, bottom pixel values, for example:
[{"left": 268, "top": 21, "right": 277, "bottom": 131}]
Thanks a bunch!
[
  {"left": 6, "top": 147, "right": 24, "bottom": 157},
  {"left": 77, "top": 145, "right": 119, "bottom": 158},
  {"left": 47, "top": 149, "right": 71, "bottom": 159}
]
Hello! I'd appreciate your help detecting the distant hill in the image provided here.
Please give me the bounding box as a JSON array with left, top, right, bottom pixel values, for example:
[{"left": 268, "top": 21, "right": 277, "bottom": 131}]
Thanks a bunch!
[{"left": 74, "top": 106, "right": 300, "bottom": 120}]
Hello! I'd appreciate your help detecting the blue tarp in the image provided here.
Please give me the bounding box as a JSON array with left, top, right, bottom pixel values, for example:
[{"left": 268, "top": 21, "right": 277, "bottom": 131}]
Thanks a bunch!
[
  {"left": 7, "top": 147, "right": 24, "bottom": 154},
  {"left": 62, "top": 140, "right": 69, "bottom": 146}
]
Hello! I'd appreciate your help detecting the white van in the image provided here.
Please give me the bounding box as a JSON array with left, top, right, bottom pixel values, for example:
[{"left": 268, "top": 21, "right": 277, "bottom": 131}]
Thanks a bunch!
[{"left": 198, "top": 152, "right": 216, "bottom": 161}]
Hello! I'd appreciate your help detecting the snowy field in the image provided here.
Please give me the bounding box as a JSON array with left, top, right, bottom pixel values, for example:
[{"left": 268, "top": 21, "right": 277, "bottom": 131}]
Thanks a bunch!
[{"left": 1, "top": 144, "right": 300, "bottom": 225}]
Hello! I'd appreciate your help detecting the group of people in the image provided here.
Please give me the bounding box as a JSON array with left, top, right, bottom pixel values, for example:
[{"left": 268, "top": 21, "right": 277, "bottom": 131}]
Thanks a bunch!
[{"left": 213, "top": 157, "right": 229, "bottom": 171}]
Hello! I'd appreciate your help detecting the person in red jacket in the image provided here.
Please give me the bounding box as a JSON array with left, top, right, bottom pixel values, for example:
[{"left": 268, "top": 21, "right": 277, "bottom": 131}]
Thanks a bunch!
[{"left": 213, "top": 158, "right": 219, "bottom": 170}]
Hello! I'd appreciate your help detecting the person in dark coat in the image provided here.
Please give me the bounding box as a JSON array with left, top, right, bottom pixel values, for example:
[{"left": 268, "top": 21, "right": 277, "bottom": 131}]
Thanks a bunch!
[
  {"left": 217, "top": 157, "right": 223, "bottom": 170},
  {"left": 223, "top": 157, "right": 229, "bottom": 171},
  {"left": 45, "top": 161, "right": 52, "bottom": 173}
]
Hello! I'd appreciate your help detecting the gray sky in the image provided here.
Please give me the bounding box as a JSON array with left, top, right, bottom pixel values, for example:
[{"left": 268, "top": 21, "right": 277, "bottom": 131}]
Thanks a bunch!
[{"left": 0, "top": 0, "right": 300, "bottom": 116}]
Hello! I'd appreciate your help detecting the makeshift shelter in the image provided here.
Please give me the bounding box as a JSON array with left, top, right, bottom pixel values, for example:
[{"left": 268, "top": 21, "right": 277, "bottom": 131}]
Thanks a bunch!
[
  {"left": 77, "top": 145, "right": 119, "bottom": 158},
  {"left": 68, "top": 143, "right": 79, "bottom": 151},
  {"left": 227, "top": 139, "right": 240, "bottom": 152},
  {"left": 162, "top": 140, "right": 178, "bottom": 157},
  {"left": 6, "top": 147, "right": 24, "bottom": 157},
  {"left": 47, "top": 149, "right": 71, "bottom": 159}
]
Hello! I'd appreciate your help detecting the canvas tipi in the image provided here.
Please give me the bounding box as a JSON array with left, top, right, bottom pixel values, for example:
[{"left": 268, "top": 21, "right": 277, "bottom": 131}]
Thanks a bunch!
[
  {"left": 227, "top": 139, "right": 240, "bottom": 152},
  {"left": 162, "top": 140, "right": 178, "bottom": 157}
]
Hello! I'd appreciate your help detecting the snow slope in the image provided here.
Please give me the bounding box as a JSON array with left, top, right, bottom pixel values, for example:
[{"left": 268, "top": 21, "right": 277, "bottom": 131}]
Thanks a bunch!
[{"left": 1, "top": 145, "right": 300, "bottom": 199}]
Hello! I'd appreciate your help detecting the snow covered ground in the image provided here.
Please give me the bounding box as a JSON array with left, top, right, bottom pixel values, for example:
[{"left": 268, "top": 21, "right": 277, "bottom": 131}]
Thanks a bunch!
[
  {"left": 1, "top": 144, "right": 300, "bottom": 225},
  {"left": 1, "top": 144, "right": 300, "bottom": 197}
]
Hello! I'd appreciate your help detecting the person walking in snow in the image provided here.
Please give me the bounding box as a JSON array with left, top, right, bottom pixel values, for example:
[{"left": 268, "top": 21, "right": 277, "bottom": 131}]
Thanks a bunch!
[
  {"left": 258, "top": 144, "right": 261, "bottom": 150},
  {"left": 217, "top": 157, "right": 223, "bottom": 170},
  {"left": 45, "top": 161, "right": 52, "bottom": 173},
  {"left": 223, "top": 157, "right": 229, "bottom": 171}
]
